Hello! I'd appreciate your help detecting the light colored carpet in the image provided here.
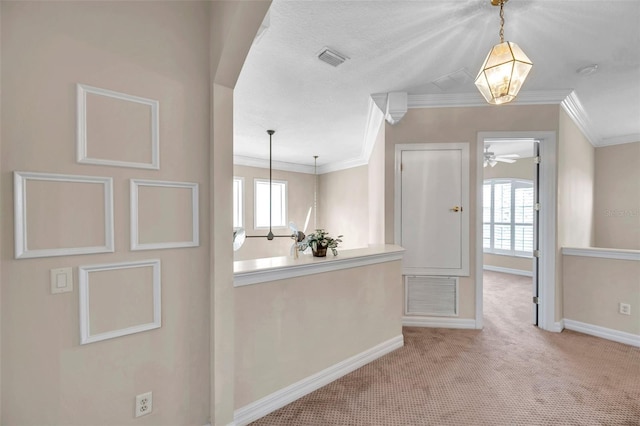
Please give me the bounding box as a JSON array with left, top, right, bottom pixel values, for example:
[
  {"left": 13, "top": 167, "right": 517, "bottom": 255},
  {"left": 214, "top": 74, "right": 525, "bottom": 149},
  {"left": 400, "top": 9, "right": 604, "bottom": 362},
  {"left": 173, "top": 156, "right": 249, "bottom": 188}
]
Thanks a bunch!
[{"left": 251, "top": 271, "right": 640, "bottom": 425}]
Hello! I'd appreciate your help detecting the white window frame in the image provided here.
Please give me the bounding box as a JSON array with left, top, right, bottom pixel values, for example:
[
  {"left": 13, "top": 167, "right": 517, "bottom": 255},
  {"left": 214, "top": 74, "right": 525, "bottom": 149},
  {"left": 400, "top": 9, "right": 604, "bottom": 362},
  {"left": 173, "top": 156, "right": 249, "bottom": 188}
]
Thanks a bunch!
[
  {"left": 254, "top": 178, "right": 288, "bottom": 229},
  {"left": 233, "top": 177, "right": 244, "bottom": 228},
  {"left": 483, "top": 178, "right": 534, "bottom": 258}
]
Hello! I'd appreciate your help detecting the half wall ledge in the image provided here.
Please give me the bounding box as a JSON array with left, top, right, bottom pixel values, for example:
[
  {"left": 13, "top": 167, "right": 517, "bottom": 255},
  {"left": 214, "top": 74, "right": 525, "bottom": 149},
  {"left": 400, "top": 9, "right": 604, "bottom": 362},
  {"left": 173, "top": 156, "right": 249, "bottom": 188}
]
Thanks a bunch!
[{"left": 234, "top": 244, "right": 405, "bottom": 287}]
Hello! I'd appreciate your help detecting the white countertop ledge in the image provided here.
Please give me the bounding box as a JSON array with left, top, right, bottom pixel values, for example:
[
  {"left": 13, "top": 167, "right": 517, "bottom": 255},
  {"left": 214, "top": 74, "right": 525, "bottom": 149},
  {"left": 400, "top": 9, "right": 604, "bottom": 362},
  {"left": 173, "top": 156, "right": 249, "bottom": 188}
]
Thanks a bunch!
[
  {"left": 562, "top": 246, "right": 640, "bottom": 261},
  {"left": 234, "top": 244, "right": 405, "bottom": 287}
]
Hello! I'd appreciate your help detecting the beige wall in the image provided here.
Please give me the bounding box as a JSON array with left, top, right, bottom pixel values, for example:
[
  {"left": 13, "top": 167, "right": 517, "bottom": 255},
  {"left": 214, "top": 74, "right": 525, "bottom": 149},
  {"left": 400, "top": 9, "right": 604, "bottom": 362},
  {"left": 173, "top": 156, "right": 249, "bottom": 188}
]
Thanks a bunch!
[
  {"left": 209, "top": 2, "right": 271, "bottom": 424},
  {"left": 233, "top": 165, "right": 315, "bottom": 261},
  {"left": 557, "top": 110, "right": 595, "bottom": 248},
  {"left": 483, "top": 157, "right": 536, "bottom": 273},
  {"left": 319, "top": 165, "right": 370, "bottom": 250},
  {"left": 385, "top": 105, "right": 560, "bottom": 319},
  {"left": 235, "top": 261, "right": 403, "bottom": 408},
  {"left": 368, "top": 121, "right": 386, "bottom": 244},
  {"left": 1, "top": 2, "right": 211, "bottom": 424},
  {"left": 594, "top": 142, "right": 640, "bottom": 250},
  {"left": 556, "top": 109, "right": 595, "bottom": 321},
  {"left": 1, "top": 1, "right": 269, "bottom": 424},
  {"left": 563, "top": 255, "right": 640, "bottom": 335}
]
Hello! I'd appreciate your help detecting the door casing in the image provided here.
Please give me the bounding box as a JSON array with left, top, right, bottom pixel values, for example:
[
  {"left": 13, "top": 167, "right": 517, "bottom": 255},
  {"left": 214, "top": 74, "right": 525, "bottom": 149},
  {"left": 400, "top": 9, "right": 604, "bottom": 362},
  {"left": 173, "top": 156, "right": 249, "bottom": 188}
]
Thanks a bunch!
[{"left": 476, "top": 131, "right": 558, "bottom": 332}]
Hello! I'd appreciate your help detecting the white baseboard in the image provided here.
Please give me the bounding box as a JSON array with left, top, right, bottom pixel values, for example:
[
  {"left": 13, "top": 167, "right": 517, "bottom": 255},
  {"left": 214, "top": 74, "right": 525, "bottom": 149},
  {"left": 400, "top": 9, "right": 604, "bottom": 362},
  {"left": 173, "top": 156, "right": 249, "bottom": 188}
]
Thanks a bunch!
[
  {"left": 483, "top": 265, "right": 533, "bottom": 277},
  {"left": 402, "top": 316, "right": 477, "bottom": 329},
  {"left": 233, "top": 334, "right": 404, "bottom": 426},
  {"left": 564, "top": 319, "right": 640, "bottom": 348},
  {"left": 547, "top": 319, "right": 564, "bottom": 333}
]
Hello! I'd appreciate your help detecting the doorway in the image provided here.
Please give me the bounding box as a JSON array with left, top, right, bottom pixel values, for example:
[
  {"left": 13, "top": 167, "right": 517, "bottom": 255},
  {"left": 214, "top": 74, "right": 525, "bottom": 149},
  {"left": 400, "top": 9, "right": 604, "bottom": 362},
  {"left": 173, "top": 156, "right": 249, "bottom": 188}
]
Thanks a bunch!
[
  {"left": 475, "top": 131, "right": 558, "bottom": 332},
  {"left": 481, "top": 138, "right": 538, "bottom": 325}
]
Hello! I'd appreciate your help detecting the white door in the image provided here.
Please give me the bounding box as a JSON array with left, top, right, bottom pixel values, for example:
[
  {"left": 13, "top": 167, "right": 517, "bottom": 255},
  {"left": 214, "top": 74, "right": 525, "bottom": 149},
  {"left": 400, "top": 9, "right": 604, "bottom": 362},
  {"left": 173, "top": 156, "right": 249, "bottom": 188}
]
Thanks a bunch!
[{"left": 395, "top": 143, "right": 469, "bottom": 276}]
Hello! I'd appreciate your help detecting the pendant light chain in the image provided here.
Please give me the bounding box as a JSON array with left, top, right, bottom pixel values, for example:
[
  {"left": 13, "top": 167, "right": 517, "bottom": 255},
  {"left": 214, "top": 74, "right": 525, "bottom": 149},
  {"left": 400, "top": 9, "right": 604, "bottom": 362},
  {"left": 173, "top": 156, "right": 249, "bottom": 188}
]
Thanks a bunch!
[{"left": 499, "top": 0, "right": 505, "bottom": 43}]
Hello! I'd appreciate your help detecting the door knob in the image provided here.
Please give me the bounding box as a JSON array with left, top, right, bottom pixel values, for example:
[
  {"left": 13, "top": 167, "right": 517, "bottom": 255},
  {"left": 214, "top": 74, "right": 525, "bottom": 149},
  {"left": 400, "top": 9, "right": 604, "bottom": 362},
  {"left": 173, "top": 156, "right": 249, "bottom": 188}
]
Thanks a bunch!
[{"left": 451, "top": 206, "right": 462, "bottom": 212}]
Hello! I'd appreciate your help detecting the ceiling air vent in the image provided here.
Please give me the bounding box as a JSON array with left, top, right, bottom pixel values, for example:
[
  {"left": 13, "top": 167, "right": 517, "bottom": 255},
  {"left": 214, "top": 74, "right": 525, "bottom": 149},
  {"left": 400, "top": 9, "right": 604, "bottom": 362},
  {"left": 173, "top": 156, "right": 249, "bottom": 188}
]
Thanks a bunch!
[{"left": 317, "top": 47, "right": 348, "bottom": 67}]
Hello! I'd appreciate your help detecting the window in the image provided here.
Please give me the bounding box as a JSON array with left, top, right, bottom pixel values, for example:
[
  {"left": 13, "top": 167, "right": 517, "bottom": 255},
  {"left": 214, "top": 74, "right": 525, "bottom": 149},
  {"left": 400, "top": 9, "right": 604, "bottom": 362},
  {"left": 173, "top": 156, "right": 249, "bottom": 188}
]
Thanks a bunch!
[
  {"left": 233, "top": 177, "right": 243, "bottom": 228},
  {"left": 254, "top": 179, "right": 287, "bottom": 228},
  {"left": 483, "top": 178, "right": 534, "bottom": 256}
]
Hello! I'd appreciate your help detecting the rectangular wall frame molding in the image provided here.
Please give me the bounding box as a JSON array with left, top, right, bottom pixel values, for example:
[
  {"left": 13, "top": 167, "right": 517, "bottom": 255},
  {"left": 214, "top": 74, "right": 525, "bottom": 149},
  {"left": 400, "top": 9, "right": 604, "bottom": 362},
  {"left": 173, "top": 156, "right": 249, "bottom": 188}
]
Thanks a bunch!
[
  {"left": 77, "top": 83, "right": 160, "bottom": 169},
  {"left": 130, "top": 179, "right": 200, "bottom": 250},
  {"left": 79, "top": 259, "right": 161, "bottom": 345},
  {"left": 14, "top": 171, "right": 115, "bottom": 259}
]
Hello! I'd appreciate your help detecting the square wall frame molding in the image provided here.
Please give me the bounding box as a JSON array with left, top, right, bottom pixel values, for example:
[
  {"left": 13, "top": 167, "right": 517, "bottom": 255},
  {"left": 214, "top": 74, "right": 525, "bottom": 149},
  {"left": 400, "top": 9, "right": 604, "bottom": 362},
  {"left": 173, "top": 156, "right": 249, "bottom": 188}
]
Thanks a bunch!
[
  {"left": 77, "top": 83, "right": 160, "bottom": 169},
  {"left": 130, "top": 179, "right": 200, "bottom": 251},
  {"left": 13, "top": 171, "right": 115, "bottom": 259},
  {"left": 79, "top": 259, "right": 161, "bottom": 345}
]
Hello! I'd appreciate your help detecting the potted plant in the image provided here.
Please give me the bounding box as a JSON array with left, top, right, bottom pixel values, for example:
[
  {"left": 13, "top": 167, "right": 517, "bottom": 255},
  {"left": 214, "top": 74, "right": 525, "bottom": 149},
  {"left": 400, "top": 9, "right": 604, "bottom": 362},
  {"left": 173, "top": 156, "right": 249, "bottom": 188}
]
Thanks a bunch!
[{"left": 302, "top": 229, "right": 342, "bottom": 257}]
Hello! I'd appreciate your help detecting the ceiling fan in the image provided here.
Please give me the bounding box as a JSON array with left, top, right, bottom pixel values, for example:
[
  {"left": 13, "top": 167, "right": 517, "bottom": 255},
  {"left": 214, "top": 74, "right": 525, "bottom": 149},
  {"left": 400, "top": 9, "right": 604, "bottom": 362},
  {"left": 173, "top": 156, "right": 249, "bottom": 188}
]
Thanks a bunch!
[{"left": 483, "top": 145, "right": 520, "bottom": 168}]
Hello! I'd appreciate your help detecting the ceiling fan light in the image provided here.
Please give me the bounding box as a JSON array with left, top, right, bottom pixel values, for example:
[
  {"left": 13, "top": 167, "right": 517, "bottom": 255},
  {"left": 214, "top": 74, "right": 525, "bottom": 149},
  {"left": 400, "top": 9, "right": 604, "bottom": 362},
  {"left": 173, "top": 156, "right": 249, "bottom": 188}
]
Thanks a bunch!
[{"left": 475, "top": 41, "right": 532, "bottom": 105}]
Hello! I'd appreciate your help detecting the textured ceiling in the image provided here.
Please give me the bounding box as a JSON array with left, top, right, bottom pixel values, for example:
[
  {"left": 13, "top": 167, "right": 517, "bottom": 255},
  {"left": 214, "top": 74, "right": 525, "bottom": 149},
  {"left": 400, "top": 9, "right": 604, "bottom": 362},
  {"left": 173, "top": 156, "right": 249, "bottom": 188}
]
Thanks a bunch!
[{"left": 234, "top": 0, "right": 640, "bottom": 172}]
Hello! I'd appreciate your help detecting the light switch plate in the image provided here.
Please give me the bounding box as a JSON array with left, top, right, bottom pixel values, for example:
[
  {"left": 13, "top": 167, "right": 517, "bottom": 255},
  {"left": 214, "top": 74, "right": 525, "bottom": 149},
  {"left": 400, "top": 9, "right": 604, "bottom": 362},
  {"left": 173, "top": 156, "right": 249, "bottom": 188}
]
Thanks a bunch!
[{"left": 50, "top": 267, "right": 73, "bottom": 294}]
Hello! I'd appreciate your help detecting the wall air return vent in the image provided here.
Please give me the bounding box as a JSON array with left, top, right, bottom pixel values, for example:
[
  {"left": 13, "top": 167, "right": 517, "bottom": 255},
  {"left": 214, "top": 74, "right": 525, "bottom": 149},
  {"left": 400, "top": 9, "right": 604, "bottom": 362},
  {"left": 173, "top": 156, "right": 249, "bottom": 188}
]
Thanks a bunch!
[
  {"left": 317, "top": 47, "right": 348, "bottom": 67},
  {"left": 405, "top": 276, "right": 458, "bottom": 317}
]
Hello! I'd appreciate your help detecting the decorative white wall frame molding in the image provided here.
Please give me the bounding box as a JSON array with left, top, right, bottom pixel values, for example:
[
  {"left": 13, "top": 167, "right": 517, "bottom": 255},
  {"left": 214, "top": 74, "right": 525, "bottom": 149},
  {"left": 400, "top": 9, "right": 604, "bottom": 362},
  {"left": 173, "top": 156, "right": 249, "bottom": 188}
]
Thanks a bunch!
[
  {"left": 79, "top": 259, "right": 161, "bottom": 345},
  {"left": 130, "top": 179, "right": 200, "bottom": 251},
  {"left": 13, "top": 171, "right": 114, "bottom": 259},
  {"left": 77, "top": 84, "right": 160, "bottom": 169},
  {"left": 233, "top": 334, "right": 404, "bottom": 426}
]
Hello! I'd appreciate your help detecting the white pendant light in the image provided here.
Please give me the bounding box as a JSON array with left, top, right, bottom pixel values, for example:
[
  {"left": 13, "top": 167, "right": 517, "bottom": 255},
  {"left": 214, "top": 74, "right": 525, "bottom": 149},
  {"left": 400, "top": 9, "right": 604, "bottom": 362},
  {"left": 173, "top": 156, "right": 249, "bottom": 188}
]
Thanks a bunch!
[{"left": 475, "top": 0, "right": 533, "bottom": 105}]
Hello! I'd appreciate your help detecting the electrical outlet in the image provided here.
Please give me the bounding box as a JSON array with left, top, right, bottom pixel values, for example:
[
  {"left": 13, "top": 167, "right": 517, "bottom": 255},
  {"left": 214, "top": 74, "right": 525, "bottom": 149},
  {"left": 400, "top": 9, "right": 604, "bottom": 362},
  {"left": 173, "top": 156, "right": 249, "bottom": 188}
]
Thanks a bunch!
[
  {"left": 135, "top": 392, "right": 152, "bottom": 417},
  {"left": 619, "top": 303, "right": 631, "bottom": 316}
]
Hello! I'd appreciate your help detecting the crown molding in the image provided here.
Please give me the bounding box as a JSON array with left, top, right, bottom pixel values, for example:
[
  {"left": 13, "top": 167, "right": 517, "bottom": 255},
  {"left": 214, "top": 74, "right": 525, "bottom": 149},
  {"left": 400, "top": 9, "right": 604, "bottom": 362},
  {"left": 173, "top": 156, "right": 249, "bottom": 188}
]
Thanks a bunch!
[
  {"left": 233, "top": 155, "right": 315, "bottom": 174},
  {"left": 317, "top": 156, "right": 368, "bottom": 175},
  {"left": 559, "top": 91, "right": 600, "bottom": 146},
  {"left": 361, "top": 97, "right": 385, "bottom": 162},
  {"left": 238, "top": 89, "right": 637, "bottom": 174},
  {"left": 408, "top": 89, "right": 573, "bottom": 109},
  {"left": 598, "top": 134, "right": 640, "bottom": 147}
]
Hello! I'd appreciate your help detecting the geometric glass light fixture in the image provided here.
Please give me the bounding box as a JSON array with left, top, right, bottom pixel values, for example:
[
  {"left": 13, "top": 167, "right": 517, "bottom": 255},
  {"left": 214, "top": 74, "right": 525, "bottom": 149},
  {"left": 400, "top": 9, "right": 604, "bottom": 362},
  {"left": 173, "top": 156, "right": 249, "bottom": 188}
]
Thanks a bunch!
[{"left": 475, "top": 0, "right": 533, "bottom": 105}]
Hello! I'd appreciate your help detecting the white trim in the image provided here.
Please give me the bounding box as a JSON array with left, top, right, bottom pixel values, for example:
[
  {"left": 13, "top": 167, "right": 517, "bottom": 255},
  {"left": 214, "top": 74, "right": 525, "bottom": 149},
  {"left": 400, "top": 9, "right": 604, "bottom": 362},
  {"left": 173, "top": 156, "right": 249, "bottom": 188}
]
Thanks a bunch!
[
  {"left": 13, "top": 171, "right": 114, "bottom": 259},
  {"left": 233, "top": 176, "right": 244, "bottom": 228},
  {"left": 317, "top": 156, "right": 369, "bottom": 175},
  {"left": 483, "top": 265, "right": 533, "bottom": 277},
  {"left": 408, "top": 89, "right": 572, "bottom": 109},
  {"left": 598, "top": 134, "right": 640, "bottom": 147},
  {"left": 562, "top": 247, "right": 640, "bottom": 261},
  {"left": 233, "top": 155, "right": 315, "bottom": 174},
  {"left": 234, "top": 246, "right": 404, "bottom": 287},
  {"left": 361, "top": 96, "right": 385, "bottom": 162},
  {"left": 549, "top": 320, "right": 565, "bottom": 333},
  {"left": 79, "top": 259, "right": 161, "bottom": 345},
  {"left": 401, "top": 316, "right": 476, "bottom": 329},
  {"left": 564, "top": 319, "right": 640, "bottom": 348},
  {"left": 253, "top": 178, "right": 288, "bottom": 230},
  {"left": 77, "top": 84, "right": 159, "bottom": 169},
  {"left": 476, "top": 132, "right": 558, "bottom": 332},
  {"left": 560, "top": 91, "right": 599, "bottom": 147},
  {"left": 130, "top": 179, "right": 200, "bottom": 251},
  {"left": 233, "top": 334, "right": 404, "bottom": 426},
  {"left": 394, "top": 143, "right": 470, "bottom": 277}
]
